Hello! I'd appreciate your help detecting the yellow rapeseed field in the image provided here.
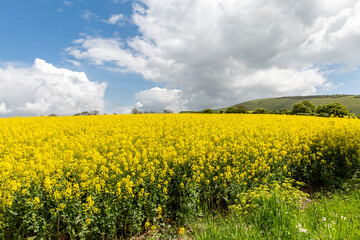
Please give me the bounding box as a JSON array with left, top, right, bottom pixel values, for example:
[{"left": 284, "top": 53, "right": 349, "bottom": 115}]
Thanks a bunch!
[{"left": 0, "top": 114, "right": 359, "bottom": 238}]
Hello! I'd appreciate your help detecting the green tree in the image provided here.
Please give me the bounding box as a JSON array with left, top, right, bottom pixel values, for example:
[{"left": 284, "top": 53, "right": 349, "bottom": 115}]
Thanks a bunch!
[
  {"left": 90, "top": 110, "right": 100, "bottom": 115},
  {"left": 235, "top": 105, "right": 248, "bottom": 113},
  {"left": 291, "top": 100, "right": 315, "bottom": 114},
  {"left": 279, "top": 108, "right": 290, "bottom": 115},
  {"left": 163, "top": 109, "right": 173, "bottom": 113},
  {"left": 303, "top": 100, "right": 316, "bottom": 111},
  {"left": 80, "top": 111, "right": 90, "bottom": 116},
  {"left": 317, "top": 102, "right": 349, "bottom": 117},
  {"left": 203, "top": 108, "right": 214, "bottom": 113},
  {"left": 225, "top": 105, "right": 248, "bottom": 114},
  {"left": 225, "top": 107, "right": 237, "bottom": 113},
  {"left": 132, "top": 108, "right": 140, "bottom": 114},
  {"left": 253, "top": 108, "right": 268, "bottom": 114},
  {"left": 316, "top": 104, "right": 325, "bottom": 114}
]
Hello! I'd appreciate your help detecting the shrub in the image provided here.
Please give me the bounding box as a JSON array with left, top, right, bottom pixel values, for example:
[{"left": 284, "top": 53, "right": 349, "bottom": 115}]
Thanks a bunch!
[
  {"left": 203, "top": 109, "right": 214, "bottom": 113},
  {"left": 253, "top": 108, "right": 268, "bottom": 114},
  {"left": 292, "top": 100, "right": 316, "bottom": 114},
  {"left": 225, "top": 107, "right": 237, "bottom": 113},
  {"left": 316, "top": 103, "right": 349, "bottom": 117},
  {"left": 279, "top": 108, "right": 290, "bottom": 115},
  {"left": 225, "top": 105, "right": 248, "bottom": 114}
]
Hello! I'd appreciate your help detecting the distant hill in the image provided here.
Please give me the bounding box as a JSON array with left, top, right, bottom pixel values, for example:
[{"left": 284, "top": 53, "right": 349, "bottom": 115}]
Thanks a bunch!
[{"left": 216, "top": 95, "right": 360, "bottom": 115}]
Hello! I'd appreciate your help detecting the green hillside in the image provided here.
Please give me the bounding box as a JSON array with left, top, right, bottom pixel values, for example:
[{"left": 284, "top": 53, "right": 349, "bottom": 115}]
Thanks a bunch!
[{"left": 217, "top": 95, "right": 360, "bottom": 115}]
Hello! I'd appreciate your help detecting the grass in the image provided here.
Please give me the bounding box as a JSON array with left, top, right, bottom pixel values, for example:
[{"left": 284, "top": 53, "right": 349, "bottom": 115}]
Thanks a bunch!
[
  {"left": 185, "top": 181, "right": 360, "bottom": 240},
  {"left": 131, "top": 178, "right": 360, "bottom": 239},
  {"left": 215, "top": 95, "right": 360, "bottom": 115}
]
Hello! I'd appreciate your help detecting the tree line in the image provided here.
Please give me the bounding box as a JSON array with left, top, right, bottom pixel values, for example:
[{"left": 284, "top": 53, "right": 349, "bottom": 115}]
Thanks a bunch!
[
  {"left": 47, "top": 101, "right": 350, "bottom": 117},
  {"left": 200, "top": 100, "right": 351, "bottom": 117},
  {"left": 131, "top": 108, "right": 173, "bottom": 114}
]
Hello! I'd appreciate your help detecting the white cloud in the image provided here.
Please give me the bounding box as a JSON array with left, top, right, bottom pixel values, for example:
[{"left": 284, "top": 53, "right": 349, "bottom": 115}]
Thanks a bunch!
[
  {"left": 0, "top": 58, "right": 107, "bottom": 116},
  {"left": 66, "top": 59, "right": 81, "bottom": 66},
  {"left": 68, "top": 0, "right": 360, "bottom": 111},
  {"left": 112, "top": 105, "right": 134, "bottom": 114},
  {"left": 134, "top": 102, "right": 143, "bottom": 108},
  {"left": 135, "top": 87, "right": 185, "bottom": 112},
  {"left": 103, "top": 102, "right": 134, "bottom": 114},
  {"left": 299, "top": 1, "right": 360, "bottom": 67},
  {"left": 0, "top": 103, "right": 11, "bottom": 114},
  {"left": 80, "top": 10, "right": 98, "bottom": 21},
  {"left": 103, "top": 14, "right": 125, "bottom": 25}
]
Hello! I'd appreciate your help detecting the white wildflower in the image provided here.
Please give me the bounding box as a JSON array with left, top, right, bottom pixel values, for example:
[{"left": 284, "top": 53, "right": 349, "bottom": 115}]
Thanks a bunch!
[{"left": 299, "top": 227, "right": 309, "bottom": 234}]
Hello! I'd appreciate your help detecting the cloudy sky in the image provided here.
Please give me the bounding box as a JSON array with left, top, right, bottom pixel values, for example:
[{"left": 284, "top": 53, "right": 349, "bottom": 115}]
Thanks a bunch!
[{"left": 1, "top": 0, "right": 360, "bottom": 116}]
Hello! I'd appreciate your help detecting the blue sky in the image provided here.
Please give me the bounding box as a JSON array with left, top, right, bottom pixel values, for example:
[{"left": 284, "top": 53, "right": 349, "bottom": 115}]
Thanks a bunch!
[
  {"left": 1, "top": 0, "right": 360, "bottom": 116},
  {"left": 0, "top": 0, "right": 150, "bottom": 110},
  {"left": 0, "top": 1, "right": 135, "bottom": 61}
]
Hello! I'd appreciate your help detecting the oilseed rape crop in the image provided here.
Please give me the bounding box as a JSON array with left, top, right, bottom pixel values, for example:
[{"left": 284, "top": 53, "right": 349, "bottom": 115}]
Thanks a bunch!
[{"left": 0, "top": 114, "right": 359, "bottom": 239}]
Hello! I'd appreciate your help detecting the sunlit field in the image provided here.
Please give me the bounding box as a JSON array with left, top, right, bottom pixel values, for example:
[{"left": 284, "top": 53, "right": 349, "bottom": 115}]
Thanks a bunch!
[{"left": 1, "top": 114, "right": 359, "bottom": 239}]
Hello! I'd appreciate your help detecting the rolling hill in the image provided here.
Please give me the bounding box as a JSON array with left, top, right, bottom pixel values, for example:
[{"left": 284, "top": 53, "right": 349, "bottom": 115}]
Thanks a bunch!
[{"left": 216, "top": 95, "right": 360, "bottom": 115}]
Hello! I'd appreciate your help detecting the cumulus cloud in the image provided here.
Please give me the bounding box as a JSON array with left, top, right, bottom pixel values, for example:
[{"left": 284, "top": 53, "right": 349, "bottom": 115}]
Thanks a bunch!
[
  {"left": 299, "top": 1, "right": 360, "bottom": 68},
  {"left": 0, "top": 103, "right": 11, "bottom": 114},
  {"left": 68, "top": 0, "right": 360, "bottom": 111},
  {"left": 134, "top": 87, "right": 185, "bottom": 112},
  {"left": 103, "top": 14, "right": 125, "bottom": 25},
  {"left": 0, "top": 58, "right": 107, "bottom": 116}
]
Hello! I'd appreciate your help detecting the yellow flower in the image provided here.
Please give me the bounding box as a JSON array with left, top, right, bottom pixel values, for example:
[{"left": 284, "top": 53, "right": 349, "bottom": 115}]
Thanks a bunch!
[
  {"left": 1, "top": 113, "right": 360, "bottom": 236},
  {"left": 145, "top": 221, "right": 150, "bottom": 229},
  {"left": 85, "top": 218, "right": 91, "bottom": 225}
]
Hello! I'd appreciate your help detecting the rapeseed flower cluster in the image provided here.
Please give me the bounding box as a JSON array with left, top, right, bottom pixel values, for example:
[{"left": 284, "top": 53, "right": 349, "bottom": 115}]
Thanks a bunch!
[{"left": 0, "top": 114, "right": 359, "bottom": 239}]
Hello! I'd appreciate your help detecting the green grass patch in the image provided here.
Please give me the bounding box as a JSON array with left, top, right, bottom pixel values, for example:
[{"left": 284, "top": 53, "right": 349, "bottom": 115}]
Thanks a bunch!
[{"left": 187, "top": 180, "right": 360, "bottom": 240}]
